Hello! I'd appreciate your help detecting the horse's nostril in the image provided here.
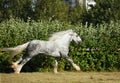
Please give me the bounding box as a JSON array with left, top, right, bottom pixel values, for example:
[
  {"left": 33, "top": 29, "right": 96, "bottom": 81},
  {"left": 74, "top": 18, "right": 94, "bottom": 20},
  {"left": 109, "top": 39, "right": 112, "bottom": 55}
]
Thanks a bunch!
[{"left": 78, "top": 41, "right": 81, "bottom": 45}]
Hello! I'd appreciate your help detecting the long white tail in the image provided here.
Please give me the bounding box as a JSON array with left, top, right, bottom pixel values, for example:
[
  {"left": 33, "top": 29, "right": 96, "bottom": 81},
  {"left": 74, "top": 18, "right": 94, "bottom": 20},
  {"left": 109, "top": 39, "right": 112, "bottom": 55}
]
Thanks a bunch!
[{"left": 0, "top": 42, "right": 29, "bottom": 60}]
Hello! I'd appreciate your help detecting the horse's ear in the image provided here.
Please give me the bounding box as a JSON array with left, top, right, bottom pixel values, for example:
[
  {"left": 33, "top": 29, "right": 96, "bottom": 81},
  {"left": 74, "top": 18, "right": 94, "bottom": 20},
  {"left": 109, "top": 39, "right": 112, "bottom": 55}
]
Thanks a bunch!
[
  {"left": 69, "top": 31, "right": 74, "bottom": 36},
  {"left": 70, "top": 29, "right": 73, "bottom": 31},
  {"left": 68, "top": 29, "right": 74, "bottom": 33}
]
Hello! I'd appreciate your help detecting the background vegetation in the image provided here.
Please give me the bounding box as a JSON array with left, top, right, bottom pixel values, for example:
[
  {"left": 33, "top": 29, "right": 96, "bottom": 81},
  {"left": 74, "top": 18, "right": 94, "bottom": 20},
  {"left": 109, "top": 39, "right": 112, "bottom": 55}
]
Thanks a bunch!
[
  {"left": 0, "top": 0, "right": 120, "bottom": 73},
  {"left": 0, "top": 0, "right": 120, "bottom": 25},
  {"left": 0, "top": 19, "right": 119, "bottom": 72}
]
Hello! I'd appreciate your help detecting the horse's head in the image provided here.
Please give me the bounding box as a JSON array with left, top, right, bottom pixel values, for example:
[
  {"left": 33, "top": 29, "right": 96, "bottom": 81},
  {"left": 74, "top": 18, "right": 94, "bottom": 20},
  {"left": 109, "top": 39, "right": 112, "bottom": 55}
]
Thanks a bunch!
[
  {"left": 69, "top": 30, "right": 82, "bottom": 45},
  {"left": 49, "top": 29, "right": 82, "bottom": 45}
]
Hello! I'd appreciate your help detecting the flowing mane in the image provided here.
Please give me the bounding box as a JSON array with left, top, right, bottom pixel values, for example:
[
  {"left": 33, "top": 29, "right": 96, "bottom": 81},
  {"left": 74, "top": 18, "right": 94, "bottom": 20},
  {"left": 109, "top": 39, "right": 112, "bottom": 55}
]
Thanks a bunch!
[{"left": 48, "top": 29, "right": 73, "bottom": 41}]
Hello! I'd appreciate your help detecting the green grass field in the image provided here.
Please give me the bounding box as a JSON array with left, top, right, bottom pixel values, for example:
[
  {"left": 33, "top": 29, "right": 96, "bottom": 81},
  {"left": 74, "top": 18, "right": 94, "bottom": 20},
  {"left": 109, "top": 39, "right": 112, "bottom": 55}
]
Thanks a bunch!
[{"left": 1, "top": 72, "right": 120, "bottom": 83}]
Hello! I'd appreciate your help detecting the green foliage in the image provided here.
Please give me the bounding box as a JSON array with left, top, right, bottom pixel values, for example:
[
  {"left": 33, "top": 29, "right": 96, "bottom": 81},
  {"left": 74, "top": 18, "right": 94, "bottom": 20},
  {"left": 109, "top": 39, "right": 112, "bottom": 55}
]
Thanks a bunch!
[
  {"left": 0, "top": 0, "right": 120, "bottom": 73},
  {"left": 82, "top": 0, "right": 120, "bottom": 25},
  {"left": 0, "top": 0, "right": 120, "bottom": 25},
  {"left": 0, "top": 0, "right": 85, "bottom": 24},
  {"left": 0, "top": 19, "right": 120, "bottom": 72},
  {"left": 34, "top": 0, "right": 69, "bottom": 22}
]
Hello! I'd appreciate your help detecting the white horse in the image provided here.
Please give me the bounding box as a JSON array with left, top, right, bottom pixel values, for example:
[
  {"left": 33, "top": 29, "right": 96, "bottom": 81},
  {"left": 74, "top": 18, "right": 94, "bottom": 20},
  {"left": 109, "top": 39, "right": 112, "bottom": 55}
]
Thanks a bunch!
[{"left": 0, "top": 29, "right": 82, "bottom": 74}]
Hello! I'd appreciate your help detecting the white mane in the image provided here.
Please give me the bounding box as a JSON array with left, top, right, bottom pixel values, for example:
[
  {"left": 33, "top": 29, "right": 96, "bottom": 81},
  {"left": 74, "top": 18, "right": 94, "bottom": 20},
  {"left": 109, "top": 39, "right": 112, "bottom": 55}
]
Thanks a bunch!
[{"left": 49, "top": 29, "right": 73, "bottom": 41}]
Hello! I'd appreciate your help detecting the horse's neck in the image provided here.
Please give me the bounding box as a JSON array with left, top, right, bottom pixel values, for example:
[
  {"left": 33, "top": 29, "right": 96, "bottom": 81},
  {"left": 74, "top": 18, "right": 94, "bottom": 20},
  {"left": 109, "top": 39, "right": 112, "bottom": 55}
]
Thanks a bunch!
[{"left": 55, "top": 34, "right": 71, "bottom": 47}]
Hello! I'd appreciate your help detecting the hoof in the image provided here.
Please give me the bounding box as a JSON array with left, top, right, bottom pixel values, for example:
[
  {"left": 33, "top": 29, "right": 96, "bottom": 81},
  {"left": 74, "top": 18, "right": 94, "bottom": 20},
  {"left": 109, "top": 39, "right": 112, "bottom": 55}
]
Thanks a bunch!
[
  {"left": 11, "top": 62, "right": 20, "bottom": 74},
  {"left": 73, "top": 64, "right": 81, "bottom": 71},
  {"left": 54, "top": 68, "right": 58, "bottom": 74},
  {"left": 11, "top": 62, "right": 17, "bottom": 69},
  {"left": 75, "top": 66, "right": 81, "bottom": 71},
  {"left": 54, "top": 71, "right": 58, "bottom": 74},
  {"left": 14, "top": 71, "right": 20, "bottom": 74}
]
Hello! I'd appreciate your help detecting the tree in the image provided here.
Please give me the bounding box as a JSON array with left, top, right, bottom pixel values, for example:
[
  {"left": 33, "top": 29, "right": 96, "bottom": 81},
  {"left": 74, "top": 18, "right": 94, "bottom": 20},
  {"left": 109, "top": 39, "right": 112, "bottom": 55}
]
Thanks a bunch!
[
  {"left": 33, "top": 0, "right": 69, "bottom": 21},
  {"left": 0, "top": 0, "right": 34, "bottom": 22},
  {"left": 81, "top": 0, "right": 120, "bottom": 25}
]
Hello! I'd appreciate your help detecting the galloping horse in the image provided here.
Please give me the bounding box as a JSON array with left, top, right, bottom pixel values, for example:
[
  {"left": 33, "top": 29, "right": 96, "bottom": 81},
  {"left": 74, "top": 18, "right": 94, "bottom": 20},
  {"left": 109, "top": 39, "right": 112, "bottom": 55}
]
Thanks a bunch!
[{"left": 1, "top": 29, "right": 82, "bottom": 74}]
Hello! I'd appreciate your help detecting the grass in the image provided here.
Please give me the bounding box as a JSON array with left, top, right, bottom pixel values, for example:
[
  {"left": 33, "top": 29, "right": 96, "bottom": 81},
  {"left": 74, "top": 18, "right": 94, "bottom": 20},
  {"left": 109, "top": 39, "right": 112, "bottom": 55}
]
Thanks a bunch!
[{"left": 0, "top": 72, "right": 120, "bottom": 83}]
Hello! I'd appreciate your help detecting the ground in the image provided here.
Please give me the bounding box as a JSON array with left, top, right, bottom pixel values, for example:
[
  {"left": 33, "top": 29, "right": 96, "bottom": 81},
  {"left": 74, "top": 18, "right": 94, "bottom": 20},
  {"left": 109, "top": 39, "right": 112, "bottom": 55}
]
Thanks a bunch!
[{"left": 0, "top": 72, "right": 120, "bottom": 83}]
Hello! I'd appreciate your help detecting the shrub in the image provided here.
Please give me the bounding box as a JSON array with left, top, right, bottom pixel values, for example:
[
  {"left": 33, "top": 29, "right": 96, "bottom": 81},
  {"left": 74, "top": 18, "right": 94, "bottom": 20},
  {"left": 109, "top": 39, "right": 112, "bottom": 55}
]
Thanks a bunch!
[{"left": 0, "top": 18, "right": 119, "bottom": 72}]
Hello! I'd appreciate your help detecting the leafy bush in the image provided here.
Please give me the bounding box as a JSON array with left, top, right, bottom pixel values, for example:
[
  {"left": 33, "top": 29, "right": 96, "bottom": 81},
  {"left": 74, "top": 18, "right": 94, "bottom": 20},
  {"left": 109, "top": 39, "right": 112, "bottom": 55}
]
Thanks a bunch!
[{"left": 0, "top": 18, "right": 119, "bottom": 73}]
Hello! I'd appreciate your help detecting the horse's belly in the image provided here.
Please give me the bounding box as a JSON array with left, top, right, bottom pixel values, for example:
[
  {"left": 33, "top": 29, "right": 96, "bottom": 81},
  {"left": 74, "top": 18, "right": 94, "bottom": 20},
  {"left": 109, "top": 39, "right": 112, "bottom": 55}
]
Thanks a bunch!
[{"left": 50, "top": 51, "right": 60, "bottom": 57}]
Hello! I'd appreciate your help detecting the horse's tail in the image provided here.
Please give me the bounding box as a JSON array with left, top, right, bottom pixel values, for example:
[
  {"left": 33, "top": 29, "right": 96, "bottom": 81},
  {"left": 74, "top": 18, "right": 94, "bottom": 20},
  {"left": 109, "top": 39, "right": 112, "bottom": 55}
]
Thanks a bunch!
[{"left": 0, "top": 42, "right": 29, "bottom": 60}]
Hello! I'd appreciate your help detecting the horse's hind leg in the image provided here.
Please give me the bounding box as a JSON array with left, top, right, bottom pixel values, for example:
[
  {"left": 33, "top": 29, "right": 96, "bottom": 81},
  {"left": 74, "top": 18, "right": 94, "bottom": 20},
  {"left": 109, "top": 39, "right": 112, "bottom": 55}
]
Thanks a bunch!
[
  {"left": 12, "top": 55, "right": 32, "bottom": 74},
  {"left": 11, "top": 58, "right": 22, "bottom": 73},
  {"left": 65, "top": 57, "right": 80, "bottom": 71},
  {"left": 54, "top": 59, "right": 58, "bottom": 74}
]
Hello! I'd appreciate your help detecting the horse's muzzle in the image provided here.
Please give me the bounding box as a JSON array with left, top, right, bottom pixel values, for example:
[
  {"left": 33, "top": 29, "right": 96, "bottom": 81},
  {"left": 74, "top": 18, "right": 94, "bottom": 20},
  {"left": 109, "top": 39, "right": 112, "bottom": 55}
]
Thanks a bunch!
[{"left": 77, "top": 41, "right": 82, "bottom": 45}]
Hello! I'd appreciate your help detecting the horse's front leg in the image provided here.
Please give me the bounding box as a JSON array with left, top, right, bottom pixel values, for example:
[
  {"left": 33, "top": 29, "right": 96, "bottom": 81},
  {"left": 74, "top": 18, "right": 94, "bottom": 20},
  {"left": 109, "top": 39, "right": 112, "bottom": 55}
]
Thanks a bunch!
[
  {"left": 54, "top": 59, "right": 58, "bottom": 74},
  {"left": 65, "top": 57, "right": 80, "bottom": 71}
]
